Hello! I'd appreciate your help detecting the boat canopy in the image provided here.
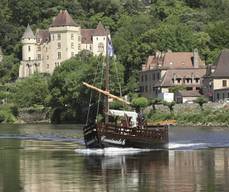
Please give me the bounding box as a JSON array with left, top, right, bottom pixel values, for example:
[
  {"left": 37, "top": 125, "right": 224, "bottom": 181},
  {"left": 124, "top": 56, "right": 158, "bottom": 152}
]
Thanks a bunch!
[{"left": 108, "top": 109, "right": 138, "bottom": 127}]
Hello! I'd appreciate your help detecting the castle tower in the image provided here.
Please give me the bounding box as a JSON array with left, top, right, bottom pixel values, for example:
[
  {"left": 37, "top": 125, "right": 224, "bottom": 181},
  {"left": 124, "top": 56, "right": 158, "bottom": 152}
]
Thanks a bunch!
[
  {"left": 92, "top": 22, "right": 108, "bottom": 56},
  {"left": 48, "top": 10, "right": 81, "bottom": 73},
  {"left": 21, "top": 24, "right": 36, "bottom": 61}
]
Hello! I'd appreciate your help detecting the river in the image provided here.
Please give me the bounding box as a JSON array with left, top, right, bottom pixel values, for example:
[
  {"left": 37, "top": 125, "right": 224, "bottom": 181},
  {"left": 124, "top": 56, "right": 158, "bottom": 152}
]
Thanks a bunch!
[{"left": 0, "top": 124, "right": 229, "bottom": 192}]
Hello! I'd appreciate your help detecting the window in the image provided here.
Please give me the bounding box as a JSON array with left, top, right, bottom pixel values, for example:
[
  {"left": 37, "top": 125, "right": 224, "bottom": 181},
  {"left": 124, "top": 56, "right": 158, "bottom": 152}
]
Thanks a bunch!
[
  {"left": 78, "top": 44, "right": 81, "bottom": 50},
  {"left": 78, "top": 36, "right": 81, "bottom": 42},
  {"left": 223, "top": 80, "right": 227, "bottom": 87},
  {"left": 71, "top": 34, "right": 74, "bottom": 40},
  {"left": 37, "top": 46, "right": 41, "bottom": 51},
  {"left": 90, "top": 45, "right": 92, "bottom": 50},
  {"left": 28, "top": 46, "right": 31, "bottom": 52},
  {"left": 37, "top": 54, "right": 41, "bottom": 60},
  {"left": 47, "top": 64, "right": 49, "bottom": 69},
  {"left": 58, "top": 52, "right": 61, "bottom": 60},
  {"left": 34, "top": 63, "right": 39, "bottom": 72},
  {"left": 71, "top": 52, "right": 74, "bottom": 57},
  {"left": 57, "top": 34, "right": 61, "bottom": 40},
  {"left": 98, "top": 43, "right": 104, "bottom": 52},
  {"left": 217, "top": 93, "right": 220, "bottom": 100},
  {"left": 58, "top": 42, "right": 61, "bottom": 49},
  {"left": 28, "top": 57, "right": 31, "bottom": 61},
  {"left": 71, "top": 42, "right": 74, "bottom": 49}
]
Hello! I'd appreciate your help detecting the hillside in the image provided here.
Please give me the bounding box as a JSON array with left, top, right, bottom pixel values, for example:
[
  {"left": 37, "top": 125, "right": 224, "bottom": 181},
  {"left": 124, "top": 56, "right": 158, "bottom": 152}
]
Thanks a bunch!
[{"left": 0, "top": 0, "right": 229, "bottom": 89}]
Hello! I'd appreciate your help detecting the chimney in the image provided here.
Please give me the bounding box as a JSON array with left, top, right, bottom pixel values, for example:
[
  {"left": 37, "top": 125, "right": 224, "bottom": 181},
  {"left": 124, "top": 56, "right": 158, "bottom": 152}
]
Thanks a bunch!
[{"left": 193, "top": 48, "right": 199, "bottom": 68}]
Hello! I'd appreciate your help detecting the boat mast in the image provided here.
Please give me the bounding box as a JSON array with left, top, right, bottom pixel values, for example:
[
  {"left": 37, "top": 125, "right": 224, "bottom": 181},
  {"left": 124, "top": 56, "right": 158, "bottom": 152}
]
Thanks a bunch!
[{"left": 104, "top": 32, "right": 109, "bottom": 123}]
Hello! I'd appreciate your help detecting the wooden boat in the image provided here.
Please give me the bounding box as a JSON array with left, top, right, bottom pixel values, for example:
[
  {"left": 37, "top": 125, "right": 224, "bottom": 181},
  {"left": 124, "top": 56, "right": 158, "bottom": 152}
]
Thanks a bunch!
[
  {"left": 83, "top": 83, "right": 168, "bottom": 149},
  {"left": 83, "top": 36, "right": 168, "bottom": 149}
]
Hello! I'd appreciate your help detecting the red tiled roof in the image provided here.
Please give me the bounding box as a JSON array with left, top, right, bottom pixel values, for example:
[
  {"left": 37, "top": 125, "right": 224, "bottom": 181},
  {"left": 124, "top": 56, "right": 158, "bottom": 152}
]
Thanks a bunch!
[
  {"left": 93, "top": 22, "right": 108, "bottom": 36},
  {"left": 144, "top": 51, "right": 205, "bottom": 70},
  {"left": 36, "top": 30, "right": 50, "bottom": 44},
  {"left": 51, "top": 10, "right": 77, "bottom": 27},
  {"left": 81, "top": 29, "right": 94, "bottom": 44}
]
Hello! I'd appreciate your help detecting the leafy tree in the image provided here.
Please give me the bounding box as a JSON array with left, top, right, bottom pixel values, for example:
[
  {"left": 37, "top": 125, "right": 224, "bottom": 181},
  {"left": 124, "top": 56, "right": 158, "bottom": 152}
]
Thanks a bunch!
[
  {"left": 150, "top": 98, "right": 162, "bottom": 112},
  {"left": 13, "top": 74, "right": 49, "bottom": 108},
  {"left": 163, "top": 101, "right": 176, "bottom": 113},
  {"left": 48, "top": 52, "right": 124, "bottom": 123},
  {"left": 131, "top": 96, "right": 149, "bottom": 110},
  {"left": 194, "top": 96, "right": 208, "bottom": 110}
]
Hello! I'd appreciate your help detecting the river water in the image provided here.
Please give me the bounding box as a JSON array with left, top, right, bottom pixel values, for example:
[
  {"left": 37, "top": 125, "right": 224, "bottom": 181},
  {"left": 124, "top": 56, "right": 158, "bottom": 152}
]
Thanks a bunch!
[{"left": 1, "top": 124, "right": 229, "bottom": 192}]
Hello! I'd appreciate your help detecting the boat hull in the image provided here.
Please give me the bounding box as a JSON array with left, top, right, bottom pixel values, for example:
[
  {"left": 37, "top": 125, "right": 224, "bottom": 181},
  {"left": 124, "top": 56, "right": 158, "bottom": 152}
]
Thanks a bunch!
[{"left": 83, "top": 123, "right": 168, "bottom": 149}]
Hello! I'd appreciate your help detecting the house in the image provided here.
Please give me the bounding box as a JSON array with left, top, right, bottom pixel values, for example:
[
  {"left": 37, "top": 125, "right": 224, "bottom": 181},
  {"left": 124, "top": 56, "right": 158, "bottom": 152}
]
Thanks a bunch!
[
  {"left": 0, "top": 47, "right": 3, "bottom": 62},
  {"left": 175, "top": 90, "right": 201, "bottom": 103},
  {"left": 140, "top": 49, "right": 206, "bottom": 100},
  {"left": 19, "top": 10, "right": 110, "bottom": 78},
  {"left": 203, "top": 49, "right": 229, "bottom": 102}
]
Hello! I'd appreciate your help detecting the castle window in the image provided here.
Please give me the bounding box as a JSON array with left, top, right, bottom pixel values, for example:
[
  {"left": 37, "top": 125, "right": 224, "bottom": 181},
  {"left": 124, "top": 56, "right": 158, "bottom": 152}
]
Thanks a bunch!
[
  {"left": 71, "top": 42, "right": 74, "bottom": 49},
  {"left": 29, "top": 57, "right": 31, "bottom": 61},
  {"left": 98, "top": 42, "right": 104, "bottom": 52},
  {"left": 57, "top": 34, "right": 61, "bottom": 40},
  {"left": 37, "top": 46, "right": 41, "bottom": 51},
  {"left": 58, "top": 52, "right": 61, "bottom": 60},
  {"left": 28, "top": 46, "right": 31, "bottom": 52},
  {"left": 223, "top": 80, "right": 227, "bottom": 87},
  {"left": 78, "top": 44, "right": 81, "bottom": 50},
  {"left": 58, "top": 42, "right": 61, "bottom": 49},
  {"left": 71, "top": 34, "right": 74, "bottom": 40},
  {"left": 37, "top": 54, "right": 41, "bottom": 60}
]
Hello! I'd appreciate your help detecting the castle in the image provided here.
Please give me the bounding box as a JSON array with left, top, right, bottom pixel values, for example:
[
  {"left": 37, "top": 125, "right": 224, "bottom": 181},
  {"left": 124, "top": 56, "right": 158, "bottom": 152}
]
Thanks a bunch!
[{"left": 19, "top": 10, "right": 109, "bottom": 78}]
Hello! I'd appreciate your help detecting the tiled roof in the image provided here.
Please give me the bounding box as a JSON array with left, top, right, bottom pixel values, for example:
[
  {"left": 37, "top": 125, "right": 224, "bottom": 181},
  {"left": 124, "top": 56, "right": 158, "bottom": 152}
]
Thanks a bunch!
[
  {"left": 93, "top": 22, "right": 108, "bottom": 36},
  {"left": 144, "top": 51, "right": 205, "bottom": 70},
  {"left": 22, "top": 24, "right": 35, "bottom": 39},
  {"left": 159, "top": 68, "right": 206, "bottom": 87},
  {"left": 51, "top": 10, "right": 77, "bottom": 27},
  {"left": 36, "top": 30, "right": 50, "bottom": 44},
  {"left": 177, "top": 90, "right": 201, "bottom": 97},
  {"left": 212, "top": 49, "right": 229, "bottom": 77},
  {"left": 81, "top": 29, "right": 94, "bottom": 44}
]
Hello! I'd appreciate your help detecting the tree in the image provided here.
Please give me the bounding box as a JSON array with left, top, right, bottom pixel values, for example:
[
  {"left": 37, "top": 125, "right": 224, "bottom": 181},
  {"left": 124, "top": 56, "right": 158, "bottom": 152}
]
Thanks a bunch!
[
  {"left": 194, "top": 96, "right": 208, "bottom": 110},
  {"left": 150, "top": 98, "right": 162, "bottom": 112},
  {"left": 13, "top": 74, "right": 49, "bottom": 108},
  {"left": 163, "top": 101, "right": 176, "bottom": 113},
  {"left": 48, "top": 52, "right": 124, "bottom": 123},
  {"left": 131, "top": 96, "right": 149, "bottom": 110}
]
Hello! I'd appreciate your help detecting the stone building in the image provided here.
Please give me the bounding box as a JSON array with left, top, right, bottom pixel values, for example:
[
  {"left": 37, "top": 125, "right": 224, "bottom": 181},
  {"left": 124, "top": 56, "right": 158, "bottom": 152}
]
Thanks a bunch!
[
  {"left": 140, "top": 50, "right": 206, "bottom": 99},
  {"left": 203, "top": 49, "right": 229, "bottom": 101},
  {"left": 19, "top": 10, "right": 109, "bottom": 78}
]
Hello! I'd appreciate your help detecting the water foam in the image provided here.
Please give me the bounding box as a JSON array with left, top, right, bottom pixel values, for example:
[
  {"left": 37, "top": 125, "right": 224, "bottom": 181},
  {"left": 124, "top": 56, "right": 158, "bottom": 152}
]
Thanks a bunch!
[
  {"left": 75, "top": 147, "right": 153, "bottom": 156},
  {"left": 169, "top": 142, "right": 207, "bottom": 150}
]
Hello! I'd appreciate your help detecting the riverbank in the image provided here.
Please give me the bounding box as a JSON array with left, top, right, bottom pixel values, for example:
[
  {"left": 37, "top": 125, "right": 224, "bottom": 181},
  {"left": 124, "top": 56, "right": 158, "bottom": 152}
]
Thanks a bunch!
[
  {"left": 1, "top": 103, "right": 229, "bottom": 127},
  {"left": 147, "top": 103, "right": 229, "bottom": 127}
]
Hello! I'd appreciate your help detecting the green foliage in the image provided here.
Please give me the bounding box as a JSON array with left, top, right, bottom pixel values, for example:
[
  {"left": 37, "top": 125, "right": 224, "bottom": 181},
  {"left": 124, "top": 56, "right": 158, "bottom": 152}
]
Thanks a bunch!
[
  {"left": 12, "top": 74, "right": 49, "bottom": 108},
  {"left": 169, "top": 85, "right": 186, "bottom": 93},
  {"left": 0, "top": 104, "right": 18, "bottom": 123},
  {"left": 162, "top": 101, "right": 176, "bottom": 113},
  {"left": 48, "top": 52, "right": 124, "bottom": 123},
  {"left": 194, "top": 96, "right": 208, "bottom": 110},
  {"left": 131, "top": 97, "right": 149, "bottom": 109}
]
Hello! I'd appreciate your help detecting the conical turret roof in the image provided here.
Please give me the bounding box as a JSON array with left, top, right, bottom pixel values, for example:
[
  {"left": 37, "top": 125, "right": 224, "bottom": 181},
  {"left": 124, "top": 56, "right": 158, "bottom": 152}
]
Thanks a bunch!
[
  {"left": 212, "top": 49, "right": 229, "bottom": 77},
  {"left": 93, "top": 22, "right": 108, "bottom": 36},
  {"left": 22, "top": 24, "right": 35, "bottom": 39},
  {"left": 51, "top": 10, "right": 77, "bottom": 27}
]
